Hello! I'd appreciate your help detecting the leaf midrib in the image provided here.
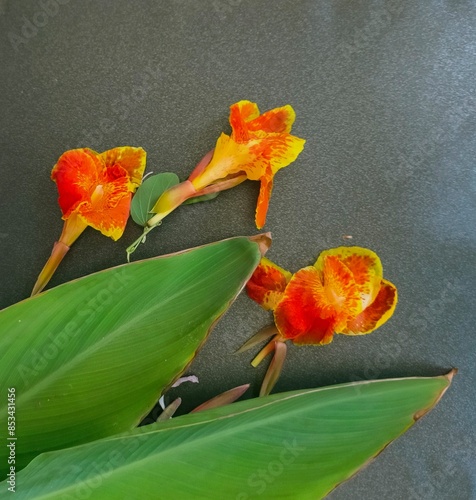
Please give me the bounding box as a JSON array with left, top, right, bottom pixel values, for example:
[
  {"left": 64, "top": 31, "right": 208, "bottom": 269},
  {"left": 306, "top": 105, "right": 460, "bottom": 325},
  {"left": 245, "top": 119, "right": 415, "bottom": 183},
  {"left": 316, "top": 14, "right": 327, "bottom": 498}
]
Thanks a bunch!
[
  {"left": 27, "top": 380, "right": 442, "bottom": 499},
  {"left": 8, "top": 250, "right": 240, "bottom": 414}
]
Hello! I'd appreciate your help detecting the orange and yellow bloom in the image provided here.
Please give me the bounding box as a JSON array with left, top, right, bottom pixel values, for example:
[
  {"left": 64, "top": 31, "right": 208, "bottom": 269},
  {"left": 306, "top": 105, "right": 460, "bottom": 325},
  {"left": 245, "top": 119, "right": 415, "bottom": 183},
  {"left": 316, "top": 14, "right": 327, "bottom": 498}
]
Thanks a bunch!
[
  {"left": 242, "top": 247, "right": 398, "bottom": 395},
  {"left": 148, "top": 100, "right": 305, "bottom": 229},
  {"left": 31, "top": 147, "right": 146, "bottom": 295}
]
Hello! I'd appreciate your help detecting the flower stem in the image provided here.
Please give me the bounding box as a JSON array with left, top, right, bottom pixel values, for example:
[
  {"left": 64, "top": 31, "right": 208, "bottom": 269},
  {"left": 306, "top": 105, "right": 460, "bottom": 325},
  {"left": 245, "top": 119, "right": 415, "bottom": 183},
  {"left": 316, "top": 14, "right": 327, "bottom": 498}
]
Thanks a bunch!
[
  {"left": 31, "top": 213, "right": 88, "bottom": 295},
  {"left": 126, "top": 224, "right": 158, "bottom": 262},
  {"left": 31, "top": 241, "right": 70, "bottom": 296}
]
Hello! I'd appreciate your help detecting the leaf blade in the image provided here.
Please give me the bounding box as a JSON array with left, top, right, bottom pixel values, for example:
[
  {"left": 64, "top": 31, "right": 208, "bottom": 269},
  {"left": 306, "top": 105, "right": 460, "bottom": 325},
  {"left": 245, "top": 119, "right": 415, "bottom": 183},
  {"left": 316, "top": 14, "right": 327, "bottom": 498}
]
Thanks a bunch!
[
  {"left": 0, "top": 236, "right": 263, "bottom": 474},
  {"left": 9, "top": 372, "right": 454, "bottom": 499}
]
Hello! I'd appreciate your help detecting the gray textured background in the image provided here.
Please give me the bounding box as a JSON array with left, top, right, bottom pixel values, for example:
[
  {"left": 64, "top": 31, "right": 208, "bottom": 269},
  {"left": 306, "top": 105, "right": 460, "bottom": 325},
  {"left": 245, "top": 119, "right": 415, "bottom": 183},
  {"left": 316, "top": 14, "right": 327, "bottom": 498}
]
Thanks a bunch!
[{"left": 1, "top": 1, "right": 475, "bottom": 498}]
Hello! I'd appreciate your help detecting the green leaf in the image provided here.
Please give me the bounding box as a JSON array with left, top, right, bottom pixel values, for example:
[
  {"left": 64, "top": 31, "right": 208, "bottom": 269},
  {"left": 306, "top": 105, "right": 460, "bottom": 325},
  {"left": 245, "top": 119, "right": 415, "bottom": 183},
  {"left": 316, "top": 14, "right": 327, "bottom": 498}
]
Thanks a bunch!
[
  {"left": 8, "top": 372, "right": 454, "bottom": 499},
  {"left": 183, "top": 192, "right": 220, "bottom": 205},
  {"left": 0, "top": 235, "right": 266, "bottom": 475},
  {"left": 131, "top": 172, "right": 180, "bottom": 226}
]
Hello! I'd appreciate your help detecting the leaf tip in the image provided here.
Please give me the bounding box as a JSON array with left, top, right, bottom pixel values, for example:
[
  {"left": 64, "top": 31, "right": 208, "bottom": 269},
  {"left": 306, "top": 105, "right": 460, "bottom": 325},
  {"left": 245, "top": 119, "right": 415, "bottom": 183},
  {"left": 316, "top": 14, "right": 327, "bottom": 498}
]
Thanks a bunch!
[
  {"left": 413, "top": 369, "right": 457, "bottom": 422},
  {"left": 445, "top": 367, "right": 458, "bottom": 382},
  {"left": 249, "top": 232, "right": 272, "bottom": 257}
]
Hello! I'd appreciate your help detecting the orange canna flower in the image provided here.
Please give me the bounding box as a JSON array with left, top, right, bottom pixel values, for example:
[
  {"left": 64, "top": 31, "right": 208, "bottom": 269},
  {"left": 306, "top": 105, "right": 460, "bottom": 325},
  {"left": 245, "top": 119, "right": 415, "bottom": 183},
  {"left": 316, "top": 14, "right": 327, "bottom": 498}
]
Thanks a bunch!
[
  {"left": 31, "top": 147, "right": 146, "bottom": 295},
  {"left": 240, "top": 247, "right": 398, "bottom": 396},
  {"left": 148, "top": 100, "right": 305, "bottom": 229}
]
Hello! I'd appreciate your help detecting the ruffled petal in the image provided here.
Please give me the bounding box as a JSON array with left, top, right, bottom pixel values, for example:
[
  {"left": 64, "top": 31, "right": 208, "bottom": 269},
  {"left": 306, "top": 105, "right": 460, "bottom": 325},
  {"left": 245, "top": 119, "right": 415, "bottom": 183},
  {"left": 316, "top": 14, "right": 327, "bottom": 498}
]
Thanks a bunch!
[
  {"left": 189, "top": 102, "right": 305, "bottom": 229},
  {"left": 245, "top": 133, "right": 306, "bottom": 179},
  {"left": 274, "top": 266, "right": 341, "bottom": 345},
  {"left": 341, "top": 279, "right": 398, "bottom": 335},
  {"left": 229, "top": 100, "right": 261, "bottom": 142},
  {"left": 247, "top": 105, "right": 296, "bottom": 134},
  {"left": 51, "top": 149, "right": 103, "bottom": 218},
  {"left": 98, "top": 146, "right": 146, "bottom": 189},
  {"left": 246, "top": 257, "right": 292, "bottom": 311},
  {"left": 320, "top": 256, "right": 363, "bottom": 318},
  {"left": 76, "top": 164, "right": 132, "bottom": 240},
  {"left": 315, "top": 247, "right": 383, "bottom": 310}
]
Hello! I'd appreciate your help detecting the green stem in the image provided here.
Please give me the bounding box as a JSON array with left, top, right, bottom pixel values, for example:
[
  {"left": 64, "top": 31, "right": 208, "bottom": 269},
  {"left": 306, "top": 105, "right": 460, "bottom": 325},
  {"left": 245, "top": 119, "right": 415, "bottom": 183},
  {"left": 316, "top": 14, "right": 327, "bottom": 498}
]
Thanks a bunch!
[{"left": 126, "top": 224, "right": 159, "bottom": 262}]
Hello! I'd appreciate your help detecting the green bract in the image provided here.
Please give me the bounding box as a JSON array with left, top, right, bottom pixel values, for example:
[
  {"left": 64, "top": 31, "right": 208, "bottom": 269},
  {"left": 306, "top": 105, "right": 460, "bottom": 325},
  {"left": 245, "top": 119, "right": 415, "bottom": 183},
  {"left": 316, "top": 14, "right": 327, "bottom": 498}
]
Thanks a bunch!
[{"left": 130, "top": 172, "right": 180, "bottom": 227}]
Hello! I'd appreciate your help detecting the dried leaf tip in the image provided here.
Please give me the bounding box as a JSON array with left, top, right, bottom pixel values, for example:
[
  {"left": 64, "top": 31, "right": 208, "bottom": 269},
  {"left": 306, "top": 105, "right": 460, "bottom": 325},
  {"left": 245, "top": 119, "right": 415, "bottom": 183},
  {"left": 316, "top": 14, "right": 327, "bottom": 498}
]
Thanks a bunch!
[
  {"left": 249, "top": 232, "right": 272, "bottom": 257},
  {"left": 413, "top": 369, "right": 457, "bottom": 422}
]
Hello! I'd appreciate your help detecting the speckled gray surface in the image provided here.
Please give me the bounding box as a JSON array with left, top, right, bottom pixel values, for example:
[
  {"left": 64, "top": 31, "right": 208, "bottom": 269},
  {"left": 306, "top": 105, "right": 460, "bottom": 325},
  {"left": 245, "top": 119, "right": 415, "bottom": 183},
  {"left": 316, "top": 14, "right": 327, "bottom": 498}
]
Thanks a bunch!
[{"left": 1, "top": 1, "right": 475, "bottom": 498}]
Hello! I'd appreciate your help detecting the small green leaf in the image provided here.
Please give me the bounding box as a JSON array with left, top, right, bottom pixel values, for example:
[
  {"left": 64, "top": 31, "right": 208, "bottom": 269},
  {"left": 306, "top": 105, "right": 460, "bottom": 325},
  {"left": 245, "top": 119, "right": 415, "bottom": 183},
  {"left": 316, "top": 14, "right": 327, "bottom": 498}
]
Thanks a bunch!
[
  {"left": 183, "top": 192, "right": 220, "bottom": 205},
  {"left": 131, "top": 173, "right": 180, "bottom": 226}
]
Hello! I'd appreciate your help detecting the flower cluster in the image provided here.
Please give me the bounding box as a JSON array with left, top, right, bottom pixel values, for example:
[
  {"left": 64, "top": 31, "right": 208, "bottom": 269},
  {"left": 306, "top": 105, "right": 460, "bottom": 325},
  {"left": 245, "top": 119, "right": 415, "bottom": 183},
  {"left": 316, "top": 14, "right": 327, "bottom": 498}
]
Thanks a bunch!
[
  {"left": 31, "top": 102, "right": 398, "bottom": 402},
  {"left": 242, "top": 247, "right": 398, "bottom": 395}
]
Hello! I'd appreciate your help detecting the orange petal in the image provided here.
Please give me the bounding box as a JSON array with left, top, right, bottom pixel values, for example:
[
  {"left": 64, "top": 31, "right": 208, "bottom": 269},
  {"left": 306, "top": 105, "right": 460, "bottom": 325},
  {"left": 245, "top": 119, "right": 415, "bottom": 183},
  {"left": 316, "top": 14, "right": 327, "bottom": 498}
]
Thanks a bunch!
[
  {"left": 190, "top": 134, "right": 253, "bottom": 190},
  {"left": 320, "top": 256, "right": 363, "bottom": 319},
  {"left": 315, "top": 247, "right": 383, "bottom": 310},
  {"left": 51, "top": 149, "right": 103, "bottom": 218},
  {"left": 246, "top": 257, "right": 292, "bottom": 311},
  {"left": 255, "top": 173, "right": 273, "bottom": 229},
  {"left": 273, "top": 266, "right": 340, "bottom": 345},
  {"left": 246, "top": 133, "right": 306, "bottom": 179},
  {"left": 99, "top": 146, "right": 146, "bottom": 189},
  {"left": 341, "top": 279, "right": 398, "bottom": 335},
  {"left": 229, "top": 100, "right": 261, "bottom": 142},
  {"left": 76, "top": 165, "right": 132, "bottom": 240},
  {"left": 247, "top": 105, "right": 296, "bottom": 135}
]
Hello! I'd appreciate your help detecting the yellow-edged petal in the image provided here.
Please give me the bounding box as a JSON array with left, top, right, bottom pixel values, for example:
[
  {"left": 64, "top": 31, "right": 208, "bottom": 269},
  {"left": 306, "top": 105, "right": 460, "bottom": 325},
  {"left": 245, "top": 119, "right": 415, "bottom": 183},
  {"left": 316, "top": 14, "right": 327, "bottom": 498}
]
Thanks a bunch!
[
  {"left": 315, "top": 247, "right": 383, "bottom": 310},
  {"left": 76, "top": 163, "right": 132, "bottom": 240},
  {"left": 246, "top": 257, "right": 292, "bottom": 311},
  {"left": 229, "top": 100, "right": 261, "bottom": 142},
  {"left": 99, "top": 146, "right": 147, "bottom": 190},
  {"left": 341, "top": 279, "right": 398, "bottom": 335},
  {"left": 247, "top": 105, "right": 296, "bottom": 135}
]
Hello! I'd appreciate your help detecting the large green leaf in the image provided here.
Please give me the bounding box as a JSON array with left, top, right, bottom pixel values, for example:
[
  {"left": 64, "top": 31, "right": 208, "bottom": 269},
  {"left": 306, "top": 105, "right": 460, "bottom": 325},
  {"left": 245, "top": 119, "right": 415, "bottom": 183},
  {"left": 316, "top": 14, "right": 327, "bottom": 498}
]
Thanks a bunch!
[
  {"left": 8, "top": 372, "right": 454, "bottom": 499},
  {"left": 0, "top": 236, "right": 266, "bottom": 475}
]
